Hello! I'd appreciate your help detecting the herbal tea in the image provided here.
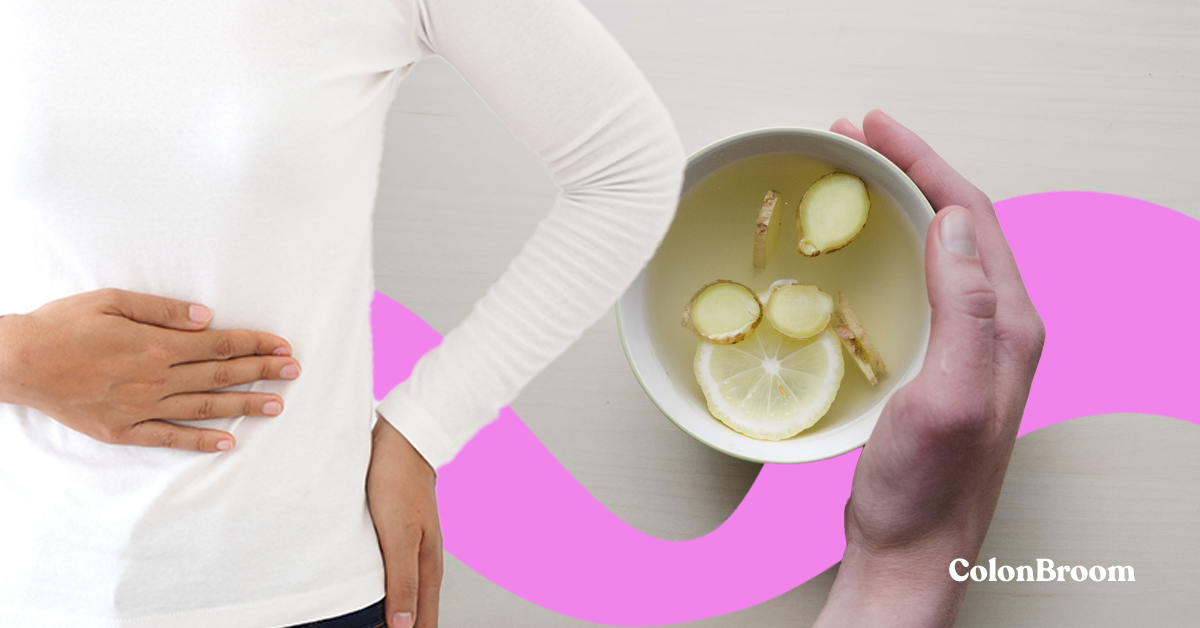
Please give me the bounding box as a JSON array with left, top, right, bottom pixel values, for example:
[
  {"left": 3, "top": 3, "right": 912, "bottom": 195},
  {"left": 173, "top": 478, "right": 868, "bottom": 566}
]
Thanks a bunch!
[{"left": 644, "top": 151, "right": 929, "bottom": 440}]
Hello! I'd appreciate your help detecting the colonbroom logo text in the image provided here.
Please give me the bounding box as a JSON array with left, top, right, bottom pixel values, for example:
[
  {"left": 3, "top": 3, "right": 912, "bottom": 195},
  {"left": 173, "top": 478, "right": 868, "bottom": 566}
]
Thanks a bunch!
[{"left": 950, "top": 558, "right": 1135, "bottom": 583}]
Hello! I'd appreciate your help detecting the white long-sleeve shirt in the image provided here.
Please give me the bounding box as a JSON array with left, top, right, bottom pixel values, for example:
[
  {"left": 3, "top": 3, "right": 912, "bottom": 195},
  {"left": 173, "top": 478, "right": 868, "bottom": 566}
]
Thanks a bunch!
[{"left": 0, "top": 0, "right": 685, "bottom": 625}]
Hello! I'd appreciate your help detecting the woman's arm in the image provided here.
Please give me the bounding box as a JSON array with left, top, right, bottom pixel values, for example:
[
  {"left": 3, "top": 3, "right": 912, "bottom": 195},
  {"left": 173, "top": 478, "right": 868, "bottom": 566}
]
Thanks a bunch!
[
  {"left": 369, "top": 6, "right": 682, "bottom": 623},
  {"left": 374, "top": 0, "right": 686, "bottom": 470}
]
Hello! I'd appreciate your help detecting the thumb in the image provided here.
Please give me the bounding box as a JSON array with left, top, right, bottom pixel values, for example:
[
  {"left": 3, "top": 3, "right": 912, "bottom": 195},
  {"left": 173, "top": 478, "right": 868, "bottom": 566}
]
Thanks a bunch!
[
  {"left": 921, "top": 206, "right": 997, "bottom": 405},
  {"left": 100, "top": 288, "right": 211, "bottom": 330}
]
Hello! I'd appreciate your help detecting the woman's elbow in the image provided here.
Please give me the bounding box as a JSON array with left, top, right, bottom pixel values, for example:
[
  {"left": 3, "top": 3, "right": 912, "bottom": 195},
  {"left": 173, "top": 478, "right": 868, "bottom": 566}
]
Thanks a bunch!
[
  {"left": 640, "top": 120, "right": 686, "bottom": 241},
  {"left": 614, "top": 100, "right": 687, "bottom": 246},
  {"left": 554, "top": 92, "right": 686, "bottom": 256}
]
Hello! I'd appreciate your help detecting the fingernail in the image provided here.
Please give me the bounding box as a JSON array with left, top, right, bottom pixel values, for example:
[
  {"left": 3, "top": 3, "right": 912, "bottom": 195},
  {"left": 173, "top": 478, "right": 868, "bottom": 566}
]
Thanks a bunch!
[
  {"left": 271, "top": 346, "right": 290, "bottom": 356},
  {"left": 392, "top": 612, "right": 413, "bottom": 628},
  {"left": 189, "top": 304, "right": 210, "bottom": 324},
  {"left": 216, "top": 439, "right": 234, "bottom": 451},
  {"left": 939, "top": 207, "right": 977, "bottom": 257},
  {"left": 263, "top": 401, "right": 282, "bottom": 415},
  {"left": 280, "top": 364, "right": 300, "bottom": 379}
]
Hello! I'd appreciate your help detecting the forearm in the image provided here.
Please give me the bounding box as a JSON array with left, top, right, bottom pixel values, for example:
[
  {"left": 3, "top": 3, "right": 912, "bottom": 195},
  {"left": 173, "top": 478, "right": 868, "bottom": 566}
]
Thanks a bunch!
[{"left": 377, "top": 123, "right": 682, "bottom": 468}]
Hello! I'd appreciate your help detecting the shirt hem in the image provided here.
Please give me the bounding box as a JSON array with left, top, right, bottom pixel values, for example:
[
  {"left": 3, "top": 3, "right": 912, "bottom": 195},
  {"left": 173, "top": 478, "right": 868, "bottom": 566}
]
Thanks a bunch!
[{"left": 0, "top": 567, "right": 385, "bottom": 628}]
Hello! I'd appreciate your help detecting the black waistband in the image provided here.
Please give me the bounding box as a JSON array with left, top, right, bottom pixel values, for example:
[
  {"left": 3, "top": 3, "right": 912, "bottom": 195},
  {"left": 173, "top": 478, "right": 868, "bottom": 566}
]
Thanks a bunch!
[{"left": 279, "top": 599, "right": 386, "bottom": 628}]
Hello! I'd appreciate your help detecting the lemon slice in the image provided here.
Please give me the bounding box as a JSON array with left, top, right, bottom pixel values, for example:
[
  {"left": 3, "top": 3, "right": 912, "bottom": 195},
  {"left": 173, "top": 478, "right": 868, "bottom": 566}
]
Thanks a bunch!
[{"left": 694, "top": 322, "right": 844, "bottom": 440}]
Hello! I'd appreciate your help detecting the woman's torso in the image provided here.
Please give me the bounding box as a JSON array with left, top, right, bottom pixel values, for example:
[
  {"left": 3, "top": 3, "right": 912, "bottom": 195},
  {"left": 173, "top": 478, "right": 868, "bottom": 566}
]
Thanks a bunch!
[{"left": 0, "top": 1, "right": 426, "bottom": 625}]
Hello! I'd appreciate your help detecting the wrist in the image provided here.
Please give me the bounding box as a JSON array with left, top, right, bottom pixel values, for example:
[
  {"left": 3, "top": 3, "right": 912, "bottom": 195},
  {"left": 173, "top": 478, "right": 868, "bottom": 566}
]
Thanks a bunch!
[
  {"left": 0, "top": 313, "right": 30, "bottom": 406},
  {"left": 372, "top": 414, "right": 438, "bottom": 481},
  {"left": 814, "top": 535, "right": 970, "bottom": 628}
]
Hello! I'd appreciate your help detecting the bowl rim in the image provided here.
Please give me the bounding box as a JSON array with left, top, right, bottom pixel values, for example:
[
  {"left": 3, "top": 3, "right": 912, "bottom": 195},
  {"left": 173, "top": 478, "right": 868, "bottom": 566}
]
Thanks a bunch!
[{"left": 615, "top": 125, "right": 936, "bottom": 464}]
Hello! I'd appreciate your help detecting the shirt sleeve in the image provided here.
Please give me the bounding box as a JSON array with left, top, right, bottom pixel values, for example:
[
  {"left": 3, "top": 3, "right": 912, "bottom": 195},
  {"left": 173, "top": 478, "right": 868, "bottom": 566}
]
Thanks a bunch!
[{"left": 373, "top": 0, "right": 686, "bottom": 470}]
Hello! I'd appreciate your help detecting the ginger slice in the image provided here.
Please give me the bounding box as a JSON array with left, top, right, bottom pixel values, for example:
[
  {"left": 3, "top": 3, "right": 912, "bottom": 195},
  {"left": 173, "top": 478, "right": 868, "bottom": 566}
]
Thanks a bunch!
[
  {"left": 764, "top": 282, "right": 834, "bottom": 340},
  {"left": 682, "top": 279, "right": 763, "bottom": 344},
  {"left": 834, "top": 324, "right": 878, "bottom": 386},
  {"left": 752, "top": 189, "right": 783, "bottom": 270},
  {"left": 836, "top": 292, "right": 887, "bottom": 375},
  {"left": 833, "top": 292, "right": 887, "bottom": 385},
  {"left": 796, "top": 173, "right": 870, "bottom": 257}
]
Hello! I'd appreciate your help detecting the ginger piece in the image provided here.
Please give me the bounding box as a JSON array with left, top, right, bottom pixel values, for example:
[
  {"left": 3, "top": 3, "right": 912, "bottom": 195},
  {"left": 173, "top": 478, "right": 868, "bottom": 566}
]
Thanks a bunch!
[
  {"left": 682, "top": 279, "right": 763, "bottom": 344},
  {"left": 764, "top": 281, "right": 834, "bottom": 340},
  {"left": 796, "top": 173, "right": 870, "bottom": 257},
  {"left": 752, "top": 189, "right": 783, "bottom": 270},
  {"left": 836, "top": 292, "right": 887, "bottom": 375},
  {"left": 834, "top": 324, "right": 877, "bottom": 386},
  {"left": 833, "top": 292, "right": 887, "bottom": 385}
]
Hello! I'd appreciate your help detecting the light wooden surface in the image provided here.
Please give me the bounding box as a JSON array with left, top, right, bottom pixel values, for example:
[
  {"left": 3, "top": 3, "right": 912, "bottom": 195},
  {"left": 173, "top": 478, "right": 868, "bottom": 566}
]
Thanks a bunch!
[{"left": 372, "top": 0, "right": 1200, "bottom": 625}]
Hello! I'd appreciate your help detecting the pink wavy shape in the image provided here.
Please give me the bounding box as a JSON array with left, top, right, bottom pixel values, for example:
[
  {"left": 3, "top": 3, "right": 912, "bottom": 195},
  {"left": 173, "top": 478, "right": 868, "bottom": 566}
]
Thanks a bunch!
[{"left": 371, "top": 192, "right": 1200, "bottom": 626}]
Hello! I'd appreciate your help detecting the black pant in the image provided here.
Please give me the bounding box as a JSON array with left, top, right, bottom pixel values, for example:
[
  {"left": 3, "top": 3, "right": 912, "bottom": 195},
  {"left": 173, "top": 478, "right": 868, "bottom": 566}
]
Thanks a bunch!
[{"left": 280, "top": 599, "right": 386, "bottom": 628}]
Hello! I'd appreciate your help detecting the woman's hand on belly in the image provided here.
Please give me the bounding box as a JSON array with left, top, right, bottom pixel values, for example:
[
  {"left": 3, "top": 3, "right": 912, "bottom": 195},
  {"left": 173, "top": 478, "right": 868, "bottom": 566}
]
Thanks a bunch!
[
  {"left": 0, "top": 287, "right": 300, "bottom": 452},
  {"left": 367, "top": 415, "right": 443, "bottom": 628}
]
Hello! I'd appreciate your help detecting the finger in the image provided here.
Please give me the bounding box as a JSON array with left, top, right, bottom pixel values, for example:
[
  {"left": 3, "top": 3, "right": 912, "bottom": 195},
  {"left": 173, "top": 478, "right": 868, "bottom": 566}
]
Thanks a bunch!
[
  {"left": 97, "top": 288, "right": 213, "bottom": 331},
  {"left": 830, "top": 117, "right": 868, "bottom": 144},
  {"left": 861, "top": 110, "right": 1044, "bottom": 425},
  {"left": 918, "top": 206, "right": 997, "bottom": 433},
  {"left": 169, "top": 328, "right": 293, "bottom": 364},
  {"left": 416, "top": 527, "right": 443, "bottom": 628},
  {"left": 123, "top": 420, "right": 237, "bottom": 452},
  {"left": 382, "top": 526, "right": 421, "bottom": 628},
  {"left": 860, "top": 109, "right": 992, "bottom": 216},
  {"left": 154, "top": 392, "right": 285, "bottom": 421},
  {"left": 168, "top": 355, "right": 300, "bottom": 393},
  {"left": 860, "top": 109, "right": 1025, "bottom": 294}
]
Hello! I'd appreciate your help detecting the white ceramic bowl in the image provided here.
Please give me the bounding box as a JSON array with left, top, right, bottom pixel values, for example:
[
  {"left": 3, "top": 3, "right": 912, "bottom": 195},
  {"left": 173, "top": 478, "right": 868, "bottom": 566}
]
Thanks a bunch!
[{"left": 616, "top": 127, "right": 935, "bottom": 464}]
